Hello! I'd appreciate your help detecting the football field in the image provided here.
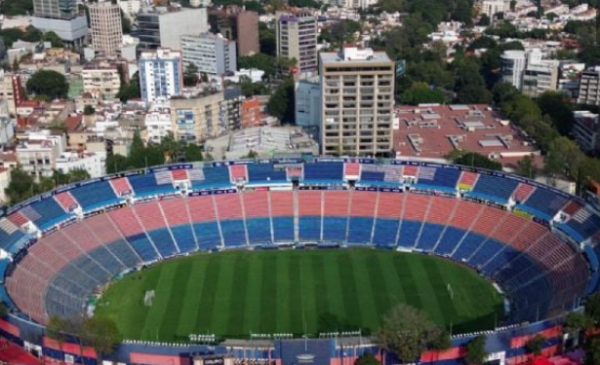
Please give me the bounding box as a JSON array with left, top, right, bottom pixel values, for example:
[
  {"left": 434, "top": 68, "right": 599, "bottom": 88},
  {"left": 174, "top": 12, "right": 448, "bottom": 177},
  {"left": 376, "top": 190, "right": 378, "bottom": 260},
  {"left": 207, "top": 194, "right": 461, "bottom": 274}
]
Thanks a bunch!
[{"left": 94, "top": 249, "right": 504, "bottom": 342}]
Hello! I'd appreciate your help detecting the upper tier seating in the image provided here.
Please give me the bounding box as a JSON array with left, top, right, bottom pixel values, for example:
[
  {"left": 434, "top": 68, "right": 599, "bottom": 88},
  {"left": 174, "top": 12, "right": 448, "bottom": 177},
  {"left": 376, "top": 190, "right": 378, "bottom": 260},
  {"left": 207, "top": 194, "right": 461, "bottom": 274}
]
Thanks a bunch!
[
  {"left": 70, "top": 180, "right": 120, "bottom": 210},
  {"left": 416, "top": 167, "right": 461, "bottom": 190},
  {"left": 304, "top": 162, "right": 344, "bottom": 182},
  {"left": 247, "top": 163, "right": 287, "bottom": 183},
  {"left": 521, "top": 188, "right": 569, "bottom": 220},
  {"left": 470, "top": 174, "right": 519, "bottom": 202}
]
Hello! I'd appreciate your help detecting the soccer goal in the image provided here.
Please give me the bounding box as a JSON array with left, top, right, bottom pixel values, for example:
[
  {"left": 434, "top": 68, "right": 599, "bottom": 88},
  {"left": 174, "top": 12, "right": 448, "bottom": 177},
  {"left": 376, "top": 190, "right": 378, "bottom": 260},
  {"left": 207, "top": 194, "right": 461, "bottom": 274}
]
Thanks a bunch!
[{"left": 144, "top": 290, "right": 155, "bottom": 307}]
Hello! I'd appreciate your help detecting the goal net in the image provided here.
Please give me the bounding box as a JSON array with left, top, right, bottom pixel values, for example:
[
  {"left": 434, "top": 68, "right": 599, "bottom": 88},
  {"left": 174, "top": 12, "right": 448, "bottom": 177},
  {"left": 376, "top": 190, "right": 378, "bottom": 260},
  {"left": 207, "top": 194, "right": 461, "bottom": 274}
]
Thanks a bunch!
[{"left": 144, "top": 290, "right": 155, "bottom": 307}]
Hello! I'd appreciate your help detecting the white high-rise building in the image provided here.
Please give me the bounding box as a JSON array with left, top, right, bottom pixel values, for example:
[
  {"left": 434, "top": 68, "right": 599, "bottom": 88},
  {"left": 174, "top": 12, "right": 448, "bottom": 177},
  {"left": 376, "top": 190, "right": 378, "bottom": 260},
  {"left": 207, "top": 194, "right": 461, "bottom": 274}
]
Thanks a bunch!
[
  {"left": 31, "top": 0, "right": 88, "bottom": 47},
  {"left": 500, "top": 50, "right": 527, "bottom": 90},
  {"left": 89, "top": 1, "right": 123, "bottom": 57},
  {"left": 181, "top": 33, "right": 237, "bottom": 77},
  {"left": 139, "top": 48, "right": 184, "bottom": 103}
]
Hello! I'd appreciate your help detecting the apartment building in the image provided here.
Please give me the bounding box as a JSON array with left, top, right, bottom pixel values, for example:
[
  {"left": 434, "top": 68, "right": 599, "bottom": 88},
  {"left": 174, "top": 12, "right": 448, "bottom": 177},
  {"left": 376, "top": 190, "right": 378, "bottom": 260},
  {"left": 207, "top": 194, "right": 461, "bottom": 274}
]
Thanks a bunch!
[
  {"left": 181, "top": 33, "right": 237, "bottom": 77},
  {"left": 89, "top": 1, "right": 123, "bottom": 57},
  {"left": 139, "top": 48, "right": 184, "bottom": 102},
  {"left": 276, "top": 11, "right": 318, "bottom": 73},
  {"left": 82, "top": 65, "right": 122, "bottom": 99},
  {"left": 170, "top": 91, "right": 226, "bottom": 142},
  {"left": 319, "top": 47, "right": 395, "bottom": 156},
  {"left": 578, "top": 67, "right": 600, "bottom": 106},
  {"left": 208, "top": 7, "right": 259, "bottom": 56}
]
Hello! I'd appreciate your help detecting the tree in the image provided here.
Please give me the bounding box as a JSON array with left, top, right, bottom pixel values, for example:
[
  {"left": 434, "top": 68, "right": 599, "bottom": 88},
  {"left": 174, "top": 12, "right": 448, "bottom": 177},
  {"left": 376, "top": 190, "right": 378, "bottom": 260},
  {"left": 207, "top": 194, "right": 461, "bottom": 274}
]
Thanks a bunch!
[
  {"left": 563, "top": 312, "right": 594, "bottom": 335},
  {"left": 69, "top": 169, "right": 91, "bottom": 183},
  {"left": 537, "top": 91, "right": 574, "bottom": 136},
  {"left": 106, "top": 154, "right": 129, "bottom": 174},
  {"left": 26, "top": 70, "right": 69, "bottom": 100},
  {"left": 184, "top": 144, "right": 203, "bottom": 162},
  {"left": 449, "top": 151, "right": 502, "bottom": 171},
  {"left": 355, "top": 353, "right": 380, "bottom": 365},
  {"left": 267, "top": 78, "right": 295, "bottom": 123},
  {"left": 0, "top": 0, "right": 33, "bottom": 16},
  {"left": 5, "top": 167, "right": 36, "bottom": 204},
  {"left": 585, "top": 293, "right": 600, "bottom": 324},
  {"left": 465, "top": 335, "right": 487, "bottom": 365},
  {"left": 585, "top": 337, "right": 600, "bottom": 365},
  {"left": 374, "top": 304, "right": 445, "bottom": 363},
  {"left": 491, "top": 82, "right": 519, "bottom": 105},
  {"left": 259, "top": 23, "right": 276, "bottom": 57},
  {"left": 21, "top": 26, "right": 42, "bottom": 42},
  {"left": 0, "top": 302, "right": 8, "bottom": 318},
  {"left": 121, "top": 10, "right": 132, "bottom": 34},
  {"left": 239, "top": 53, "right": 277, "bottom": 77},
  {"left": 400, "top": 82, "right": 445, "bottom": 105},
  {"left": 83, "top": 105, "right": 96, "bottom": 115},
  {"left": 453, "top": 58, "right": 492, "bottom": 104},
  {"left": 43, "top": 31, "right": 64, "bottom": 48},
  {"left": 239, "top": 78, "right": 269, "bottom": 97},
  {"left": 246, "top": 150, "right": 258, "bottom": 159},
  {"left": 81, "top": 316, "right": 122, "bottom": 360},
  {"left": 117, "top": 71, "right": 140, "bottom": 102},
  {"left": 516, "top": 155, "right": 537, "bottom": 179},
  {"left": 525, "top": 334, "right": 545, "bottom": 355},
  {"left": 478, "top": 14, "right": 490, "bottom": 26},
  {"left": 184, "top": 63, "right": 200, "bottom": 87}
]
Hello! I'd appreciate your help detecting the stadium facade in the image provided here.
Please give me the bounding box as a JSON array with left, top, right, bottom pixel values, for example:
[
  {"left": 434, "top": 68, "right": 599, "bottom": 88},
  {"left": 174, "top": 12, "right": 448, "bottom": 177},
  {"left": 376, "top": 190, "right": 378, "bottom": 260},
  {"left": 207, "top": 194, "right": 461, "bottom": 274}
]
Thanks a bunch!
[{"left": 0, "top": 157, "right": 599, "bottom": 365}]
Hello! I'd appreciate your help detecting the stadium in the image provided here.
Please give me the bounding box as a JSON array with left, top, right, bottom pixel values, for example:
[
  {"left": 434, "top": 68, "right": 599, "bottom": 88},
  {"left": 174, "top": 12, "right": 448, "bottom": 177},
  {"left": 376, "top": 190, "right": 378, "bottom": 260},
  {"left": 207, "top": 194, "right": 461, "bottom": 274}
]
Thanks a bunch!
[{"left": 0, "top": 158, "right": 599, "bottom": 365}]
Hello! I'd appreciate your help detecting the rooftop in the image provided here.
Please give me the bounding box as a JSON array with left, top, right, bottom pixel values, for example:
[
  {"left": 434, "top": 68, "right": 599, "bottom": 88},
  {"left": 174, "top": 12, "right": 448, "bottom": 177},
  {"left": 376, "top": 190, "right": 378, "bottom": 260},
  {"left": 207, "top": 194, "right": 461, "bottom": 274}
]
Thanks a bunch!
[
  {"left": 320, "top": 47, "right": 392, "bottom": 64},
  {"left": 393, "top": 104, "right": 540, "bottom": 166}
]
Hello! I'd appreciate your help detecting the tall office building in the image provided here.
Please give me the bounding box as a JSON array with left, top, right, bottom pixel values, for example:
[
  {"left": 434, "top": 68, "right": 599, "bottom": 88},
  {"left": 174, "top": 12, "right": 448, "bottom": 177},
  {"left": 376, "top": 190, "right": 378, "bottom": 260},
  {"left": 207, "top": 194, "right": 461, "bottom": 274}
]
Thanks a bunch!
[
  {"left": 137, "top": 7, "right": 208, "bottom": 51},
  {"left": 208, "top": 7, "right": 259, "bottom": 56},
  {"left": 500, "top": 50, "right": 527, "bottom": 90},
  {"left": 578, "top": 67, "right": 600, "bottom": 106},
  {"left": 276, "top": 11, "right": 317, "bottom": 73},
  {"left": 319, "top": 47, "right": 395, "bottom": 157},
  {"left": 139, "top": 49, "right": 184, "bottom": 103},
  {"left": 32, "top": 0, "right": 88, "bottom": 47},
  {"left": 89, "top": 2, "right": 123, "bottom": 57},
  {"left": 181, "top": 33, "right": 237, "bottom": 77}
]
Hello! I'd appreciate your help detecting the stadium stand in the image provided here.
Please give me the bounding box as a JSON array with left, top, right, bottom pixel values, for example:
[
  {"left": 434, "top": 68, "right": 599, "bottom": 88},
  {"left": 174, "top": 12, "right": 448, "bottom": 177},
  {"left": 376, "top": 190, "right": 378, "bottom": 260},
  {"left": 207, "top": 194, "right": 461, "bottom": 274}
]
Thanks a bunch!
[
  {"left": 1, "top": 159, "right": 597, "bottom": 340},
  {"left": 470, "top": 174, "right": 519, "bottom": 203},
  {"left": 520, "top": 189, "right": 570, "bottom": 220},
  {"left": 247, "top": 163, "right": 287, "bottom": 183},
  {"left": 70, "top": 180, "right": 121, "bottom": 210},
  {"left": 304, "top": 162, "right": 344, "bottom": 183}
]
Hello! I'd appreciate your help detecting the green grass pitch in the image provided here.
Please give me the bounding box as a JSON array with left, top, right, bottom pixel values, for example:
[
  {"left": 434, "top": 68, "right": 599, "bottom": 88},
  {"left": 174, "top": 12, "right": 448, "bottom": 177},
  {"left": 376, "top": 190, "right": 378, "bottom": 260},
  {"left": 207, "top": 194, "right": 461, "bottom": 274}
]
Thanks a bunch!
[{"left": 94, "top": 249, "right": 504, "bottom": 342}]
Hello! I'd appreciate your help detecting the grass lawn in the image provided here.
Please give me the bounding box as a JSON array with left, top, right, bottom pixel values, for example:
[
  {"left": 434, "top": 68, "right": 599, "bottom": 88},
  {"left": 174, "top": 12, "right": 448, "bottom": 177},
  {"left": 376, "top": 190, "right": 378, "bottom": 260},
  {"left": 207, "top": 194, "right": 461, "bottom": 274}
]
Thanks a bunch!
[{"left": 94, "top": 249, "right": 504, "bottom": 342}]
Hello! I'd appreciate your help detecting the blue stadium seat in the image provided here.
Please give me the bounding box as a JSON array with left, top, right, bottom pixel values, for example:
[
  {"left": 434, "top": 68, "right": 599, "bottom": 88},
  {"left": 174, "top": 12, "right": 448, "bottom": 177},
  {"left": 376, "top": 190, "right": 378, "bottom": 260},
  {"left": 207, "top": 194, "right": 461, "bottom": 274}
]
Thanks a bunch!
[
  {"left": 171, "top": 225, "right": 198, "bottom": 253},
  {"left": 322, "top": 217, "right": 347, "bottom": 242},
  {"left": 128, "top": 174, "right": 175, "bottom": 196},
  {"left": 467, "top": 239, "right": 504, "bottom": 267},
  {"left": 195, "top": 166, "right": 231, "bottom": 188},
  {"left": 434, "top": 227, "right": 465, "bottom": 255},
  {"left": 372, "top": 219, "right": 399, "bottom": 247},
  {"left": 567, "top": 213, "right": 600, "bottom": 240},
  {"left": 347, "top": 217, "right": 373, "bottom": 245},
  {"left": 451, "top": 232, "right": 487, "bottom": 261},
  {"left": 417, "top": 168, "right": 461, "bottom": 190},
  {"left": 106, "top": 239, "right": 142, "bottom": 268},
  {"left": 86, "top": 246, "right": 125, "bottom": 275},
  {"left": 360, "top": 170, "right": 385, "bottom": 182},
  {"left": 220, "top": 220, "right": 247, "bottom": 247},
  {"left": 246, "top": 218, "right": 272, "bottom": 245},
  {"left": 481, "top": 246, "right": 520, "bottom": 275},
  {"left": 520, "top": 189, "right": 569, "bottom": 220},
  {"left": 398, "top": 220, "right": 422, "bottom": 248},
  {"left": 470, "top": 174, "right": 518, "bottom": 203},
  {"left": 70, "top": 181, "right": 120, "bottom": 210},
  {"left": 71, "top": 255, "right": 111, "bottom": 283},
  {"left": 247, "top": 164, "right": 287, "bottom": 183},
  {"left": 304, "top": 162, "right": 344, "bottom": 182},
  {"left": 0, "top": 227, "right": 25, "bottom": 252},
  {"left": 415, "top": 223, "right": 444, "bottom": 251},
  {"left": 194, "top": 222, "right": 222, "bottom": 250},
  {"left": 272, "top": 217, "right": 295, "bottom": 242},
  {"left": 127, "top": 233, "right": 161, "bottom": 261},
  {"left": 27, "top": 199, "right": 69, "bottom": 229},
  {"left": 299, "top": 216, "right": 321, "bottom": 241},
  {"left": 147, "top": 228, "right": 179, "bottom": 257}
]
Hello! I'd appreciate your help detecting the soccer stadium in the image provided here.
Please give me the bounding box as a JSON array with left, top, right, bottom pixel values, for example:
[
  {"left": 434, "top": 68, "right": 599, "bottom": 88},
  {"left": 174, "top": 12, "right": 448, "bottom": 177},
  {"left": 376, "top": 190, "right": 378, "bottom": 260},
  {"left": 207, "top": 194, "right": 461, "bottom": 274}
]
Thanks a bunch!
[{"left": 0, "top": 158, "right": 599, "bottom": 365}]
